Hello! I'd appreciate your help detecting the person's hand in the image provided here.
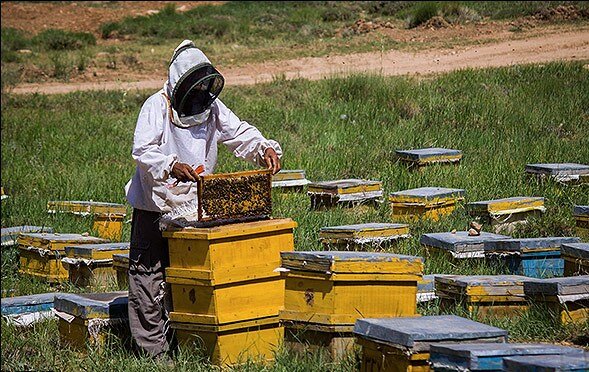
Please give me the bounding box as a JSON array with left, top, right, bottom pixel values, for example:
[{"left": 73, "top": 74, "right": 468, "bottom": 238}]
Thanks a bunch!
[
  {"left": 263, "top": 147, "right": 281, "bottom": 175},
  {"left": 171, "top": 163, "right": 204, "bottom": 184}
]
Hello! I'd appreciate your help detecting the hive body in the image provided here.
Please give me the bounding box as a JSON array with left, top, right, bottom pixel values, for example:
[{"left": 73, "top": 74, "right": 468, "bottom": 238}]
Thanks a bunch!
[{"left": 390, "top": 187, "right": 465, "bottom": 222}]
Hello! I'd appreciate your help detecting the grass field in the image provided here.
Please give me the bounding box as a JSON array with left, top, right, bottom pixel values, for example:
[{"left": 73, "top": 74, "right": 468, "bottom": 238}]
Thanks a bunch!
[
  {"left": 1, "top": 61, "right": 588, "bottom": 370},
  {"left": 2, "top": 1, "right": 588, "bottom": 87}
]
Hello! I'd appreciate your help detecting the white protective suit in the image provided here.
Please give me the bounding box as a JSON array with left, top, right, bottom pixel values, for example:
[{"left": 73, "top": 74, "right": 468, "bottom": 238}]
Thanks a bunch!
[{"left": 125, "top": 40, "right": 282, "bottom": 213}]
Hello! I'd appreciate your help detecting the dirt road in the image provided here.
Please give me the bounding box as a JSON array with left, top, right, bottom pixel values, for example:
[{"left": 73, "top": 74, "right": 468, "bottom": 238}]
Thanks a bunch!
[{"left": 9, "top": 29, "right": 589, "bottom": 95}]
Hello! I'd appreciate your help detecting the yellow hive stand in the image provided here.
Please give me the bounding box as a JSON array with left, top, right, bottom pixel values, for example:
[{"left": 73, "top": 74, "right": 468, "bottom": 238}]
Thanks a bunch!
[{"left": 172, "top": 316, "right": 283, "bottom": 367}]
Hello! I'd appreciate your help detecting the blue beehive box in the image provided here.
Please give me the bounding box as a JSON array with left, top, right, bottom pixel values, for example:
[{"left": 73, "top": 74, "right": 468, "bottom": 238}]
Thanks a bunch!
[
  {"left": 430, "top": 343, "right": 585, "bottom": 371},
  {"left": 485, "top": 237, "right": 581, "bottom": 278},
  {"left": 502, "top": 353, "right": 589, "bottom": 372},
  {"left": 395, "top": 147, "right": 462, "bottom": 166},
  {"left": 1, "top": 292, "right": 60, "bottom": 315},
  {"left": 354, "top": 315, "right": 508, "bottom": 372},
  {"left": 420, "top": 231, "right": 510, "bottom": 259},
  {"left": 1, "top": 226, "right": 53, "bottom": 247},
  {"left": 54, "top": 291, "right": 129, "bottom": 348}
]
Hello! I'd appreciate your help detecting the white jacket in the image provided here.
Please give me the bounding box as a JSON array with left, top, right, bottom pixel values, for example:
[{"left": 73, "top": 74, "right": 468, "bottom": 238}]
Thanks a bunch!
[{"left": 125, "top": 43, "right": 282, "bottom": 213}]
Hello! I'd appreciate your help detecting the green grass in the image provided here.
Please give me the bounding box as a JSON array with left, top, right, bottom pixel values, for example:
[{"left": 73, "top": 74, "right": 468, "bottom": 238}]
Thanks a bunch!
[{"left": 2, "top": 61, "right": 589, "bottom": 369}]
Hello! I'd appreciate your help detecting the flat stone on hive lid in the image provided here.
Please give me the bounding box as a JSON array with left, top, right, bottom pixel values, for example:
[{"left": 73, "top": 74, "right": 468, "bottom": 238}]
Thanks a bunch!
[
  {"left": 420, "top": 231, "right": 510, "bottom": 253},
  {"left": 54, "top": 291, "right": 128, "bottom": 319},
  {"left": 502, "top": 353, "right": 589, "bottom": 372},
  {"left": 525, "top": 163, "right": 589, "bottom": 176},
  {"left": 353, "top": 315, "right": 508, "bottom": 348},
  {"left": 523, "top": 276, "right": 589, "bottom": 296},
  {"left": 561, "top": 243, "right": 589, "bottom": 260}
]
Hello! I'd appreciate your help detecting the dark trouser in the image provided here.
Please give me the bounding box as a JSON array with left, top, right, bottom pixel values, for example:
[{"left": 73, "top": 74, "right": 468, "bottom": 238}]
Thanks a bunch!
[{"left": 128, "top": 208, "right": 173, "bottom": 358}]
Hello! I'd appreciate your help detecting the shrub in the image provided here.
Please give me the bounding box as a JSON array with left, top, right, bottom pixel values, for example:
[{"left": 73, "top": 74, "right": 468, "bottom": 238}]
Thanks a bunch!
[
  {"left": 406, "top": 2, "right": 440, "bottom": 28},
  {"left": 33, "top": 29, "right": 96, "bottom": 51}
]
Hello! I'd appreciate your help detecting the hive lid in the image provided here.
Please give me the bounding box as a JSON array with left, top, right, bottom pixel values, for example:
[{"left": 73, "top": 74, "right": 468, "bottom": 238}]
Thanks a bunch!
[
  {"left": 47, "top": 200, "right": 127, "bottom": 215},
  {"left": 389, "top": 187, "right": 466, "bottom": 204},
  {"left": 561, "top": 243, "right": 589, "bottom": 260},
  {"left": 17, "top": 233, "right": 109, "bottom": 250},
  {"left": 420, "top": 231, "right": 510, "bottom": 253},
  {"left": 272, "top": 170, "right": 307, "bottom": 182},
  {"left": 163, "top": 218, "right": 297, "bottom": 240},
  {"left": 65, "top": 242, "right": 130, "bottom": 259},
  {"left": 319, "top": 223, "right": 410, "bottom": 239},
  {"left": 525, "top": 163, "right": 589, "bottom": 176},
  {"left": 280, "top": 250, "right": 423, "bottom": 274},
  {"left": 353, "top": 315, "right": 508, "bottom": 348},
  {"left": 523, "top": 276, "right": 589, "bottom": 296},
  {"left": 489, "top": 237, "right": 581, "bottom": 253},
  {"left": 395, "top": 147, "right": 462, "bottom": 162},
  {"left": 54, "top": 291, "right": 128, "bottom": 319},
  {"left": 430, "top": 342, "right": 584, "bottom": 361},
  {"left": 502, "top": 353, "right": 589, "bottom": 371},
  {"left": 1, "top": 226, "right": 54, "bottom": 246},
  {"left": 1, "top": 292, "right": 61, "bottom": 315},
  {"left": 573, "top": 205, "right": 589, "bottom": 216},
  {"left": 307, "top": 179, "right": 382, "bottom": 195},
  {"left": 112, "top": 253, "right": 129, "bottom": 263},
  {"left": 468, "top": 197, "right": 545, "bottom": 214},
  {"left": 435, "top": 275, "right": 530, "bottom": 288}
]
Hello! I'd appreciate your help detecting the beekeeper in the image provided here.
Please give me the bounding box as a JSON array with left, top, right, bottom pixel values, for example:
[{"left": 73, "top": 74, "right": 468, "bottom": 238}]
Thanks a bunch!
[{"left": 124, "top": 40, "right": 282, "bottom": 360}]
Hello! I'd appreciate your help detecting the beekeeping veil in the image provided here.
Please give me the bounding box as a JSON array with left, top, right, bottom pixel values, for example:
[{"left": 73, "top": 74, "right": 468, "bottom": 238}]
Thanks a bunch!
[{"left": 166, "top": 40, "right": 225, "bottom": 128}]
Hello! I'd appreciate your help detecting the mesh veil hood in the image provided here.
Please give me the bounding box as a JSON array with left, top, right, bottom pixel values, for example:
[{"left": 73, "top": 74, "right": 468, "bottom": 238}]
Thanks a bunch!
[{"left": 165, "top": 40, "right": 219, "bottom": 128}]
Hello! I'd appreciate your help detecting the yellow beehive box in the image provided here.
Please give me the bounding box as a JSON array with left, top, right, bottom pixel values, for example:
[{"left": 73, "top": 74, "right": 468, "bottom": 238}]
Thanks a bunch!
[
  {"left": 47, "top": 200, "right": 128, "bottom": 241},
  {"left": 561, "top": 243, "right": 589, "bottom": 276},
  {"left": 280, "top": 251, "right": 423, "bottom": 325},
  {"left": 272, "top": 169, "right": 311, "bottom": 190},
  {"left": 62, "top": 242, "right": 130, "bottom": 287},
  {"left": 319, "top": 223, "right": 410, "bottom": 251},
  {"left": 47, "top": 200, "right": 127, "bottom": 215},
  {"left": 395, "top": 147, "right": 462, "bottom": 167},
  {"left": 574, "top": 205, "right": 589, "bottom": 240},
  {"left": 308, "top": 179, "right": 383, "bottom": 209},
  {"left": 435, "top": 275, "right": 530, "bottom": 317},
  {"left": 54, "top": 291, "right": 129, "bottom": 349},
  {"left": 164, "top": 218, "right": 296, "bottom": 285},
  {"left": 524, "top": 276, "right": 589, "bottom": 324},
  {"left": 167, "top": 270, "right": 285, "bottom": 325},
  {"left": 354, "top": 315, "right": 508, "bottom": 372},
  {"left": 389, "top": 187, "right": 465, "bottom": 222},
  {"left": 17, "top": 233, "right": 108, "bottom": 283},
  {"left": 172, "top": 316, "right": 282, "bottom": 366},
  {"left": 283, "top": 321, "right": 356, "bottom": 361},
  {"left": 112, "top": 253, "right": 129, "bottom": 289},
  {"left": 468, "top": 197, "right": 546, "bottom": 234}
]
